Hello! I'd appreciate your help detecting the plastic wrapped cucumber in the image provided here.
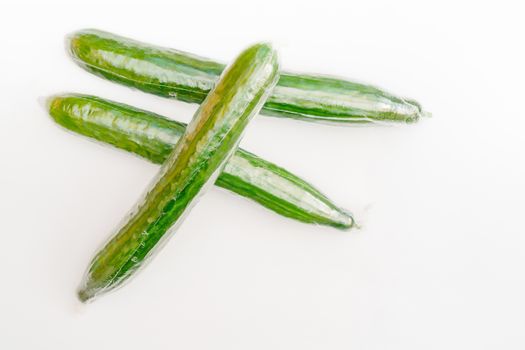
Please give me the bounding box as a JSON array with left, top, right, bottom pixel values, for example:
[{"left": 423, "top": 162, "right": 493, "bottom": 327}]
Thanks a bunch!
[
  {"left": 68, "top": 29, "right": 427, "bottom": 125},
  {"left": 48, "top": 94, "right": 355, "bottom": 230},
  {"left": 77, "top": 43, "right": 280, "bottom": 302}
]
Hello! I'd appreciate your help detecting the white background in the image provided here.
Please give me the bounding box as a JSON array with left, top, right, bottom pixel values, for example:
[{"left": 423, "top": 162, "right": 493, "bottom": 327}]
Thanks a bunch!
[{"left": 1, "top": 0, "right": 524, "bottom": 348}]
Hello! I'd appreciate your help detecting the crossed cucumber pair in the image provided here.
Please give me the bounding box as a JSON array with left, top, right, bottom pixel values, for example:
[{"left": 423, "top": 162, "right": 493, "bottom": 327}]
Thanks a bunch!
[{"left": 48, "top": 29, "right": 426, "bottom": 301}]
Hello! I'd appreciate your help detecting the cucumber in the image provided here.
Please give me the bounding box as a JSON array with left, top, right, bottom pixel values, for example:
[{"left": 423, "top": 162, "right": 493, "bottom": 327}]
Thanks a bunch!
[
  {"left": 77, "top": 43, "right": 280, "bottom": 302},
  {"left": 68, "top": 29, "right": 427, "bottom": 125},
  {"left": 48, "top": 94, "right": 354, "bottom": 230}
]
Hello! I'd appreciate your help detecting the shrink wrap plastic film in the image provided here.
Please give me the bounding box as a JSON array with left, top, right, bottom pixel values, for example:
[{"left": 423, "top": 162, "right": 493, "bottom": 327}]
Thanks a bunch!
[{"left": 46, "top": 27, "right": 431, "bottom": 302}]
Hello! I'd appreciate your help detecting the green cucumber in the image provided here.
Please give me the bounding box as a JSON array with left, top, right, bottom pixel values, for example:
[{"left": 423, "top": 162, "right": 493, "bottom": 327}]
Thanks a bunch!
[
  {"left": 48, "top": 94, "right": 354, "bottom": 230},
  {"left": 77, "top": 43, "right": 280, "bottom": 302},
  {"left": 68, "top": 29, "right": 428, "bottom": 125}
]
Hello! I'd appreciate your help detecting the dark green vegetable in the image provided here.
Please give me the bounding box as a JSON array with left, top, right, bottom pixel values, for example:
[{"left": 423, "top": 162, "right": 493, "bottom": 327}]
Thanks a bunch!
[
  {"left": 48, "top": 94, "right": 354, "bottom": 230},
  {"left": 68, "top": 29, "right": 427, "bottom": 125},
  {"left": 77, "top": 43, "right": 280, "bottom": 302}
]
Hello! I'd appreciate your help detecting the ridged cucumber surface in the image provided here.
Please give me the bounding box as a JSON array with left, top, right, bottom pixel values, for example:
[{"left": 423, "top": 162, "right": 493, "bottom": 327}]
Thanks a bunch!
[
  {"left": 48, "top": 94, "right": 354, "bottom": 230},
  {"left": 68, "top": 29, "right": 427, "bottom": 125},
  {"left": 77, "top": 43, "right": 280, "bottom": 302}
]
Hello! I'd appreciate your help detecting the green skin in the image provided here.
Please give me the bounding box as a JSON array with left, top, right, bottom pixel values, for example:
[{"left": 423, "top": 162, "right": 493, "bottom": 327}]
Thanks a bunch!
[
  {"left": 68, "top": 29, "right": 427, "bottom": 125},
  {"left": 49, "top": 94, "right": 354, "bottom": 230},
  {"left": 77, "top": 43, "right": 280, "bottom": 302}
]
